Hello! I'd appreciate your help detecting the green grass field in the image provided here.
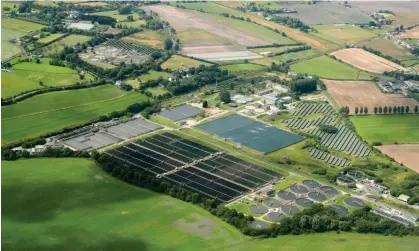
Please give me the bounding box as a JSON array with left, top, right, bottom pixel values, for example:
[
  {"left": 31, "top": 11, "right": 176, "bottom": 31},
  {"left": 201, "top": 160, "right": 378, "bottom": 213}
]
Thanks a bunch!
[
  {"left": 93, "top": 10, "right": 140, "bottom": 22},
  {"left": 1, "top": 18, "right": 45, "bottom": 32},
  {"left": 251, "top": 49, "right": 320, "bottom": 66},
  {"left": 1, "top": 58, "right": 94, "bottom": 98},
  {"left": 3, "top": 158, "right": 419, "bottom": 251},
  {"left": 1, "top": 28, "right": 24, "bottom": 60},
  {"left": 146, "top": 86, "right": 168, "bottom": 96},
  {"left": 1, "top": 2, "right": 18, "bottom": 14},
  {"left": 312, "top": 25, "right": 378, "bottom": 45},
  {"left": 290, "top": 55, "right": 369, "bottom": 80},
  {"left": 161, "top": 55, "right": 209, "bottom": 70},
  {"left": 220, "top": 63, "right": 265, "bottom": 73},
  {"left": 207, "top": 13, "right": 296, "bottom": 45},
  {"left": 126, "top": 70, "right": 171, "bottom": 87},
  {"left": 171, "top": 1, "right": 244, "bottom": 16},
  {"left": 37, "top": 33, "right": 65, "bottom": 44},
  {"left": 2, "top": 85, "right": 125, "bottom": 119},
  {"left": 359, "top": 37, "right": 416, "bottom": 61},
  {"left": 2, "top": 89, "right": 149, "bottom": 144},
  {"left": 402, "top": 59, "right": 419, "bottom": 67},
  {"left": 122, "top": 30, "right": 163, "bottom": 48},
  {"left": 351, "top": 114, "right": 419, "bottom": 144},
  {"left": 44, "top": 35, "right": 91, "bottom": 55}
]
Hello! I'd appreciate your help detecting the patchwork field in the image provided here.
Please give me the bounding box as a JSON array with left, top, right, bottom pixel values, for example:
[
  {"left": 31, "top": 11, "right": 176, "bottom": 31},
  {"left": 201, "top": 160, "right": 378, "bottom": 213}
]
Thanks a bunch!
[
  {"left": 3, "top": 158, "right": 419, "bottom": 251},
  {"left": 290, "top": 56, "right": 368, "bottom": 80},
  {"left": 351, "top": 115, "right": 419, "bottom": 144},
  {"left": 330, "top": 48, "right": 408, "bottom": 74},
  {"left": 43, "top": 35, "right": 91, "bottom": 55},
  {"left": 2, "top": 87, "right": 148, "bottom": 144},
  {"left": 1, "top": 58, "right": 94, "bottom": 99},
  {"left": 312, "top": 25, "right": 378, "bottom": 45},
  {"left": 376, "top": 144, "right": 419, "bottom": 173},
  {"left": 358, "top": 37, "right": 416, "bottom": 61},
  {"left": 121, "top": 30, "right": 164, "bottom": 48},
  {"left": 323, "top": 80, "right": 419, "bottom": 115},
  {"left": 350, "top": 1, "right": 419, "bottom": 13},
  {"left": 161, "top": 55, "right": 209, "bottom": 70},
  {"left": 278, "top": 2, "right": 371, "bottom": 25}
]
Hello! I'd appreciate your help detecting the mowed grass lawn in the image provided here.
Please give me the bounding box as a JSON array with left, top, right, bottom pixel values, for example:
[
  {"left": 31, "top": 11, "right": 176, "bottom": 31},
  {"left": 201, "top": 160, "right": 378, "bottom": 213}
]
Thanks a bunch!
[
  {"left": 2, "top": 87, "right": 149, "bottom": 144},
  {"left": 351, "top": 114, "right": 419, "bottom": 144},
  {"left": 161, "top": 55, "right": 210, "bottom": 70},
  {"left": 3, "top": 158, "right": 419, "bottom": 251},
  {"left": 44, "top": 35, "right": 91, "bottom": 56},
  {"left": 1, "top": 58, "right": 94, "bottom": 98},
  {"left": 1, "top": 18, "right": 45, "bottom": 32},
  {"left": 290, "top": 55, "right": 368, "bottom": 80}
]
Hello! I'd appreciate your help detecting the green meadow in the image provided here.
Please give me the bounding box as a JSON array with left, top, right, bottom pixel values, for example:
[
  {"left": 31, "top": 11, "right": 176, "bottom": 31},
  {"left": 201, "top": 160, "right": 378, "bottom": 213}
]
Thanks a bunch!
[
  {"left": 2, "top": 18, "right": 45, "bottom": 32},
  {"left": 1, "top": 58, "right": 94, "bottom": 98},
  {"left": 290, "top": 56, "right": 370, "bottom": 80},
  {"left": 220, "top": 63, "right": 265, "bottom": 73},
  {"left": 351, "top": 114, "right": 419, "bottom": 144},
  {"left": 2, "top": 88, "right": 149, "bottom": 144},
  {"left": 44, "top": 35, "right": 91, "bottom": 55},
  {"left": 2, "top": 158, "right": 419, "bottom": 251}
]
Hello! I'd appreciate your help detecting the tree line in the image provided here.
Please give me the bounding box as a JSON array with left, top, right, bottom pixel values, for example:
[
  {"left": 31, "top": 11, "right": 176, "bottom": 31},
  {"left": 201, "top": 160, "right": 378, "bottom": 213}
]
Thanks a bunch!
[{"left": 353, "top": 105, "right": 418, "bottom": 115}]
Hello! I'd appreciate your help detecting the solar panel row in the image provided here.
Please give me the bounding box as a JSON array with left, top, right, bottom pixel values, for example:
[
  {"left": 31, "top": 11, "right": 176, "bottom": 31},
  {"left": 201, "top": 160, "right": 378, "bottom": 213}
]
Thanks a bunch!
[
  {"left": 63, "top": 118, "right": 159, "bottom": 151},
  {"left": 158, "top": 104, "right": 202, "bottom": 121},
  {"left": 197, "top": 114, "right": 304, "bottom": 154},
  {"left": 106, "top": 132, "right": 281, "bottom": 202}
]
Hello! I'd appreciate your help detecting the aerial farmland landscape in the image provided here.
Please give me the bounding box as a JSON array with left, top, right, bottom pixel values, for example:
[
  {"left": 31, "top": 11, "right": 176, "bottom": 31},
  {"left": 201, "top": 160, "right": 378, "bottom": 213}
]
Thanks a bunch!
[{"left": 2, "top": 1, "right": 419, "bottom": 251}]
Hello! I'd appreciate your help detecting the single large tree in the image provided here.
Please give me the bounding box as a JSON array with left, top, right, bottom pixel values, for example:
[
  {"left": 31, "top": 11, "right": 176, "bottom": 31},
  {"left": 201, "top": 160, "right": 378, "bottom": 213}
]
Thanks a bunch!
[
  {"left": 364, "top": 107, "right": 368, "bottom": 115},
  {"left": 393, "top": 106, "right": 397, "bottom": 114},
  {"left": 401, "top": 106, "right": 405, "bottom": 114},
  {"left": 378, "top": 106, "right": 383, "bottom": 114},
  {"left": 219, "top": 89, "right": 231, "bottom": 103},
  {"left": 374, "top": 107, "right": 378, "bottom": 114},
  {"left": 389, "top": 106, "right": 392, "bottom": 114},
  {"left": 383, "top": 106, "right": 388, "bottom": 114},
  {"left": 360, "top": 106, "right": 364, "bottom": 114},
  {"left": 355, "top": 107, "right": 359, "bottom": 115},
  {"left": 406, "top": 106, "right": 410, "bottom": 113},
  {"left": 415, "top": 105, "right": 419, "bottom": 113}
]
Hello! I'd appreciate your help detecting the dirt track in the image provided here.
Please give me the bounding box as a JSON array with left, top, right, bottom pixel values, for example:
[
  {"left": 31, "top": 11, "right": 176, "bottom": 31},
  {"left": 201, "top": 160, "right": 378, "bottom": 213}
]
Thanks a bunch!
[
  {"left": 323, "top": 80, "right": 419, "bottom": 114},
  {"left": 376, "top": 144, "right": 419, "bottom": 173},
  {"left": 330, "top": 48, "right": 408, "bottom": 73}
]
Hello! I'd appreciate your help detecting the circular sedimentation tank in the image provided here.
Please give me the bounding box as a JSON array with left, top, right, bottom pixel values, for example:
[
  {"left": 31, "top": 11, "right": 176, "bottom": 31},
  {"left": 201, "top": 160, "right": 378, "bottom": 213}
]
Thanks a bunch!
[
  {"left": 308, "top": 191, "right": 327, "bottom": 201},
  {"left": 277, "top": 190, "right": 297, "bottom": 201},
  {"left": 248, "top": 204, "right": 269, "bottom": 214},
  {"left": 302, "top": 180, "right": 321, "bottom": 188},
  {"left": 295, "top": 198, "right": 314, "bottom": 208},
  {"left": 280, "top": 205, "right": 300, "bottom": 215},
  {"left": 290, "top": 184, "right": 309, "bottom": 194}
]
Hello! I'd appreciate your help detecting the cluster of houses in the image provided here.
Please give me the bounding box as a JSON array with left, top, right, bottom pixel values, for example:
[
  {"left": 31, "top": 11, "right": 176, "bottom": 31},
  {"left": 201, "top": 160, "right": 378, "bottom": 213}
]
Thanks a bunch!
[{"left": 378, "top": 80, "right": 419, "bottom": 96}]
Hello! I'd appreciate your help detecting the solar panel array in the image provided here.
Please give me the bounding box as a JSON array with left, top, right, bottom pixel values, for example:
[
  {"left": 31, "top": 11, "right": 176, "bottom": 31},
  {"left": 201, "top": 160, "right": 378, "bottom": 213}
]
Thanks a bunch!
[
  {"left": 158, "top": 104, "right": 202, "bottom": 121},
  {"left": 307, "top": 148, "right": 350, "bottom": 167},
  {"left": 106, "top": 132, "right": 281, "bottom": 202},
  {"left": 283, "top": 116, "right": 338, "bottom": 130},
  {"left": 291, "top": 102, "right": 335, "bottom": 116},
  {"left": 63, "top": 118, "right": 160, "bottom": 151},
  {"left": 197, "top": 114, "right": 304, "bottom": 154},
  {"left": 306, "top": 124, "right": 371, "bottom": 157}
]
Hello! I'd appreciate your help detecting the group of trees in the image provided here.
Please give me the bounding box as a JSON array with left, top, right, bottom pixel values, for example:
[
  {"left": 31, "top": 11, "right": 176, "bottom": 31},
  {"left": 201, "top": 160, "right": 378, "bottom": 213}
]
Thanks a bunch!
[
  {"left": 354, "top": 106, "right": 369, "bottom": 115},
  {"left": 319, "top": 125, "right": 338, "bottom": 134},
  {"left": 92, "top": 153, "right": 419, "bottom": 238},
  {"left": 2, "top": 147, "right": 90, "bottom": 161},
  {"left": 219, "top": 89, "right": 231, "bottom": 103},
  {"left": 390, "top": 174, "right": 419, "bottom": 205},
  {"left": 271, "top": 16, "right": 310, "bottom": 32},
  {"left": 354, "top": 105, "right": 419, "bottom": 115},
  {"left": 384, "top": 71, "right": 419, "bottom": 81},
  {"left": 289, "top": 78, "right": 320, "bottom": 94}
]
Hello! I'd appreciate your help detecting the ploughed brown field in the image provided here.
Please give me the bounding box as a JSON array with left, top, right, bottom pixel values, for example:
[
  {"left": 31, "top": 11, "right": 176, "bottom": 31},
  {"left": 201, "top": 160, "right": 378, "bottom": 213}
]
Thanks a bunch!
[
  {"left": 143, "top": 5, "right": 270, "bottom": 51},
  {"left": 376, "top": 144, "right": 419, "bottom": 173},
  {"left": 323, "top": 80, "right": 419, "bottom": 114},
  {"left": 397, "top": 27, "right": 419, "bottom": 39},
  {"left": 330, "top": 48, "right": 408, "bottom": 73}
]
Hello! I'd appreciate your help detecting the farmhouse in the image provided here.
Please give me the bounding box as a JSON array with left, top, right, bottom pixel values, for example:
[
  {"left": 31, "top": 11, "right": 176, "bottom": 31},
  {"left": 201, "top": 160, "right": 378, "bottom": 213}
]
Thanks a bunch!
[{"left": 398, "top": 194, "right": 410, "bottom": 203}]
